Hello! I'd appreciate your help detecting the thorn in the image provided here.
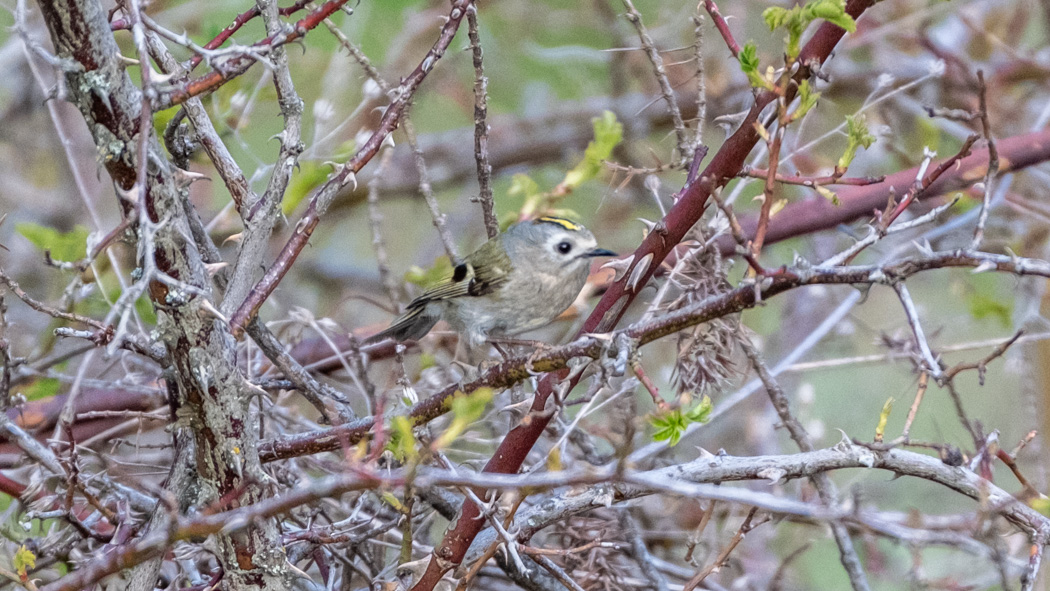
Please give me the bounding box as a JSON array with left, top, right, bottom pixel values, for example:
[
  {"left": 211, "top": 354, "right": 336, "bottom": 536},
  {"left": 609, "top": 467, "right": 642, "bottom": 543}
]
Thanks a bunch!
[
  {"left": 198, "top": 299, "right": 228, "bottom": 323},
  {"left": 342, "top": 170, "right": 358, "bottom": 191},
  {"left": 601, "top": 255, "right": 634, "bottom": 282},
  {"left": 205, "top": 262, "right": 229, "bottom": 277},
  {"left": 627, "top": 253, "right": 654, "bottom": 292}
]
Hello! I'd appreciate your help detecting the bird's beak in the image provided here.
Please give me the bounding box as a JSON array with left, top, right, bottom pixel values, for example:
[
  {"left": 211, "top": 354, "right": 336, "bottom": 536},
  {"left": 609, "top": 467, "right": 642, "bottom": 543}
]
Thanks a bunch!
[{"left": 585, "top": 248, "right": 617, "bottom": 258}]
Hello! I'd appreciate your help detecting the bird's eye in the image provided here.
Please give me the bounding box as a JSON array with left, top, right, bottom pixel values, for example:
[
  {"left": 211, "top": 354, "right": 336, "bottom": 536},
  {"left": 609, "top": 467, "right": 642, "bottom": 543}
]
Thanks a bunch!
[{"left": 557, "top": 241, "right": 573, "bottom": 255}]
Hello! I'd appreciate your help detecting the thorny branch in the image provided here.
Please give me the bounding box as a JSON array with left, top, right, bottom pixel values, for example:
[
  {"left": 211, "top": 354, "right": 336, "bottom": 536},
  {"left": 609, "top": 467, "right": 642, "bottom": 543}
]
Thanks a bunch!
[
  {"left": 11, "top": 0, "right": 1050, "bottom": 589},
  {"left": 261, "top": 249, "right": 1049, "bottom": 461}
]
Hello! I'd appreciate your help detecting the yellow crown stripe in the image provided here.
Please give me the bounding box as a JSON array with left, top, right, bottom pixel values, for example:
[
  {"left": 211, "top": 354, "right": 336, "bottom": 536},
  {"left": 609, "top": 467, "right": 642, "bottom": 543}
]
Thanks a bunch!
[{"left": 536, "top": 216, "right": 582, "bottom": 231}]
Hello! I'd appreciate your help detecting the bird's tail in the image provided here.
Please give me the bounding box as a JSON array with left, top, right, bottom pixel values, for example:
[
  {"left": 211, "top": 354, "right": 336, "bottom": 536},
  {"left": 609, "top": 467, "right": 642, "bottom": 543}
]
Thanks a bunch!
[{"left": 365, "top": 304, "right": 440, "bottom": 344}]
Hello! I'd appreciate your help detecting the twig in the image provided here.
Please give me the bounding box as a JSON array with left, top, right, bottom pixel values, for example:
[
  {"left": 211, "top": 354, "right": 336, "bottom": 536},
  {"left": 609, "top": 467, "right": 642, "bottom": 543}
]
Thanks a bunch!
[
  {"left": 786, "top": 331, "right": 1050, "bottom": 372},
  {"left": 751, "top": 123, "right": 786, "bottom": 259},
  {"left": 740, "top": 338, "right": 871, "bottom": 591},
  {"left": 944, "top": 384, "right": 980, "bottom": 454},
  {"left": 320, "top": 14, "right": 388, "bottom": 90},
  {"left": 819, "top": 196, "right": 958, "bottom": 268},
  {"left": 0, "top": 269, "right": 109, "bottom": 334},
  {"left": 900, "top": 372, "right": 928, "bottom": 440},
  {"left": 878, "top": 135, "right": 979, "bottom": 234},
  {"left": 144, "top": 29, "right": 257, "bottom": 214},
  {"left": 39, "top": 444, "right": 1050, "bottom": 591},
  {"left": 682, "top": 507, "right": 762, "bottom": 591},
  {"left": 622, "top": 0, "right": 690, "bottom": 163},
  {"left": 730, "top": 129, "right": 1049, "bottom": 255},
  {"left": 367, "top": 147, "right": 403, "bottom": 306},
  {"left": 970, "top": 70, "right": 999, "bottom": 250},
  {"left": 702, "top": 0, "right": 741, "bottom": 57},
  {"left": 630, "top": 358, "right": 668, "bottom": 410},
  {"left": 156, "top": 0, "right": 357, "bottom": 108},
  {"left": 996, "top": 447, "right": 1039, "bottom": 499},
  {"left": 467, "top": 6, "right": 498, "bottom": 239},
  {"left": 708, "top": 189, "right": 766, "bottom": 274},
  {"left": 1021, "top": 529, "right": 1048, "bottom": 591},
  {"left": 692, "top": 4, "right": 707, "bottom": 151},
  {"left": 404, "top": 115, "right": 459, "bottom": 262},
  {"left": 620, "top": 510, "right": 670, "bottom": 591},
  {"left": 740, "top": 168, "right": 885, "bottom": 186},
  {"left": 942, "top": 329, "right": 1022, "bottom": 383},
  {"left": 893, "top": 282, "right": 942, "bottom": 381},
  {"left": 182, "top": 0, "right": 312, "bottom": 70},
  {"left": 220, "top": 0, "right": 306, "bottom": 316},
  {"left": 769, "top": 543, "right": 813, "bottom": 591},
  {"left": 530, "top": 554, "right": 586, "bottom": 591},
  {"left": 247, "top": 318, "right": 353, "bottom": 424},
  {"left": 684, "top": 500, "right": 716, "bottom": 563}
]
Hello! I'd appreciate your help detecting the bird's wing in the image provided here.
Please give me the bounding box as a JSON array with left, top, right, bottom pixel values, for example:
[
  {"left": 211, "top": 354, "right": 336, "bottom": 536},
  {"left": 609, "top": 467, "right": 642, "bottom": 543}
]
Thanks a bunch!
[
  {"left": 367, "top": 241, "right": 512, "bottom": 343},
  {"left": 418, "top": 239, "right": 511, "bottom": 301}
]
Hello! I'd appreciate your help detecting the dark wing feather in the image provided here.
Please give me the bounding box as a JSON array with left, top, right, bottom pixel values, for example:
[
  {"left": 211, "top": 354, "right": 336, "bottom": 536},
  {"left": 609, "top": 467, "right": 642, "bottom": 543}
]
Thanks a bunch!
[
  {"left": 367, "top": 240, "right": 512, "bottom": 343},
  {"left": 366, "top": 305, "right": 440, "bottom": 343},
  {"left": 417, "top": 239, "right": 511, "bottom": 301}
]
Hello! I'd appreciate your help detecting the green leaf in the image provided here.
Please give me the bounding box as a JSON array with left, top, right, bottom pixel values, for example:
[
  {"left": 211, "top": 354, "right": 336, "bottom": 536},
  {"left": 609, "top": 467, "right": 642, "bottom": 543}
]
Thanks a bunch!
[
  {"left": 387, "top": 415, "right": 419, "bottom": 462},
  {"left": 283, "top": 161, "right": 330, "bottom": 215},
  {"left": 875, "top": 397, "right": 893, "bottom": 442},
  {"left": 652, "top": 396, "right": 714, "bottom": 446},
  {"left": 1032, "top": 495, "right": 1050, "bottom": 517},
  {"left": 22, "top": 377, "right": 61, "bottom": 402},
  {"left": 561, "top": 110, "right": 623, "bottom": 190},
  {"left": 966, "top": 288, "right": 1012, "bottom": 327},
  {"left": 685, "top": 395, "right": 714, "bottom": 423},
  {"left": 380, "top": 491, "right": 407, "bottom": 512},
  {"left": 135, "top": 295, "right": 157, "bottom": 325},
  {"left": 16, "top": 222, "right": 90, "bottom": 262},
  {"left": 404, "top": 255, "right": 453, "bottom": 287},
  {"left": 762, "top": 5, "right": 805, "bottom": 58},
  {"left": 433, "top": 388, "right": 493, "bottom": 449},
  {"left": 651, "top": 410, "right": 689, "bottom": 447},
  {"left": 15, "top": 544, "right": 35, "bottom": 579},
  {"left": 804, "top": 0, "right": 856, "bottom": 32},
  {"left": 794, "top": 80, "right": 821, "bottom": 120},
  {"left": 815, "top": 185, "right": 840, "bottom": 206},
  {"left": 739, "top": 42, "right": 759, "bottom": 72},
  {"left": 762, "top": 0, "right": 855, "bottom": 60},
  {"left": 738, "top": 42, "right": 768, "bottom": 89},
  {"left": 508, "top": 173, "right": 542, "bottom": 200},
  {"left": 837, "top": 114, "right": 876, "bottom": 171},
  {"left": 762, "top": 6, "right": 793, "bottom": 30}
]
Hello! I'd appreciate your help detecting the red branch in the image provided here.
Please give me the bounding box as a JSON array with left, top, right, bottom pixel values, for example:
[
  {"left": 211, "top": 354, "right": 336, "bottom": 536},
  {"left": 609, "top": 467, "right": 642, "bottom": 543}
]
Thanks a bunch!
[
  {"left": 408, "top": 2, "right": 876, "bottom": 588},
  {"left": 877, "top": 134, "right": 978, "bottom": 232},
  {"left": 186, "top": 0, "right": 313, "bottom": 70},
  {"left": 728, "top": 129, "right": 1050, "bottom": 250},
  {"left": 157, "top": 0, "right": 353, "bottom": 108},
  {"left": 112, "top": 0, "right": 311, "bottom": 71},
  {"left": 703, "top": 0, "right": 741, "bottom": 57}
]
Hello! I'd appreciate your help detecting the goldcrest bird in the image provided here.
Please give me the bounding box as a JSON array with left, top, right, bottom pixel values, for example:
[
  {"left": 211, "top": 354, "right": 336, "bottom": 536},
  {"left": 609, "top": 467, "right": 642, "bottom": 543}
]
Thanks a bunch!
[{"left": 370, "top": 216, "right": 616, "bottom": 349}]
